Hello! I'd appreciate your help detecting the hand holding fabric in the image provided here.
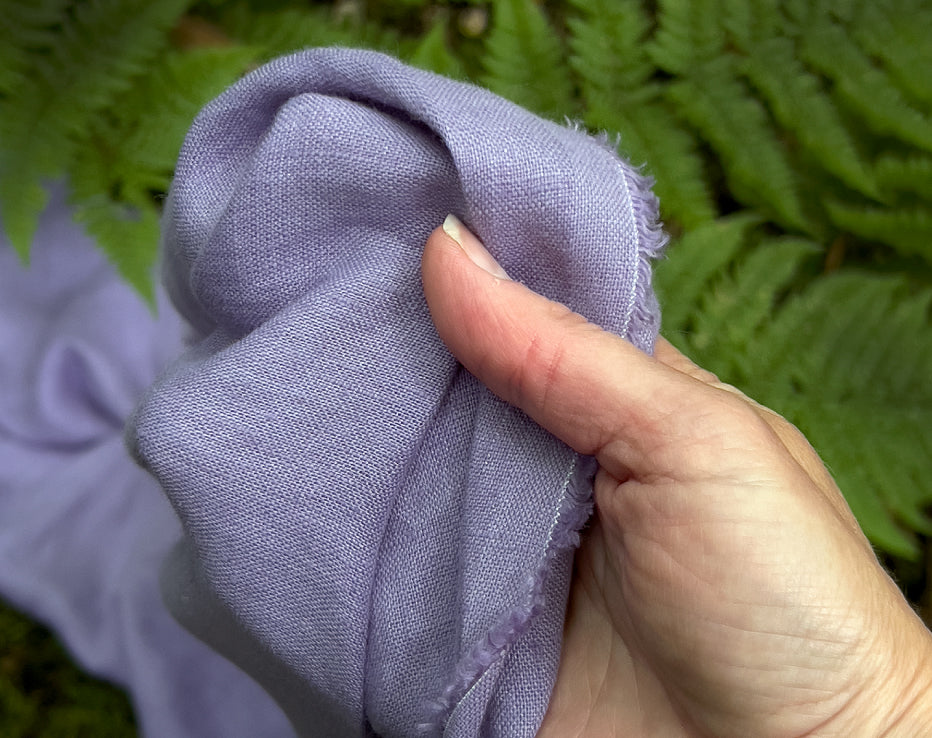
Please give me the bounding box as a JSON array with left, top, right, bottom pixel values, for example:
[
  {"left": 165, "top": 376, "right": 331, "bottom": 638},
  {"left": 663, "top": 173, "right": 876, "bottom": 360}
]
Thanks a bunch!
[{"left": 423, "top": 218, "right": 932, "bottom": 737}]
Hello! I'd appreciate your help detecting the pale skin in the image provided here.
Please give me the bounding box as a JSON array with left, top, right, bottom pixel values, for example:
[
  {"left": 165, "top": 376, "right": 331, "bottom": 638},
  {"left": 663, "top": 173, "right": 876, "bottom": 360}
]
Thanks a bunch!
[{"left": 422, "top": 216, "right": 932, "bottom": 738}]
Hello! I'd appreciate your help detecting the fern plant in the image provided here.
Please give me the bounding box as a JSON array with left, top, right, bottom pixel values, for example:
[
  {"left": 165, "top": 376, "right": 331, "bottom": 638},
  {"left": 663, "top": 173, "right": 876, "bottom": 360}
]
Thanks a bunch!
[
  {"left": 480, "top": 0, "right": 573, "bottom": 119},
  {"left": 2, "top": 0, "right": 931, "bottom": 564},
  {"left": 566, "top": 0, "right": 716, "bottom": 229},
  {"left": 0, "top": 0, "right": 195, "bottom": 286}
]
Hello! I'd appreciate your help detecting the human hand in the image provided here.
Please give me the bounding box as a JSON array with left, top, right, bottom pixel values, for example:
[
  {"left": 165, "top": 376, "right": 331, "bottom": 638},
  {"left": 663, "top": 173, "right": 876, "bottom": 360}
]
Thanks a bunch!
[{"left": 422, "top": 216, "right": 932, "bottom": 737}]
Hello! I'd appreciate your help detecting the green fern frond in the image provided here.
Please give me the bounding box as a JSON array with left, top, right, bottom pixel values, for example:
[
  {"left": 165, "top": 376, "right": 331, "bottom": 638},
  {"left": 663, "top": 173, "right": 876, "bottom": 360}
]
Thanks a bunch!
[
  {"left": 792, "top": 397, "right": 930, "bottom": 558},
  {"left": 742, "top": 38, "right": 877, "bottom": 199},
  {"left": 779, "top": 0, "right": 815, "bottom": 29},
  {"left": 0, "top": 80, "right": 65, "bottom": 258},
  {"left": 801, "top": 23, "right": 932, "bottom": 153},
  {"left": 875, "top": 154, "right": 932, "bottom": 202},
  {"left": 667, "top": 57, "right": 811, "bottom": 232},
  {"left": 825, "top": 200, "right": 932, "bottom": 260},
  {"left": 216, "top": 4, "right": 332, "bottom": 57},
  {"left": 744, "top": 274, "right": 932, "bottom": 557},
  {"left": 0, "top": 131, "right": 51, "bottom": 261},
  {"left": 566, "top": 0, "right": 653, "bottom": 106},
  {"left": 67, "top": 138, "right": 160, "bottom": 304},
  {"left": 780, "top": 0, "right": 852, "bottom": 30},
  {"left": 564, "top": 0, "right": 715, "bottom": 227},
  {"left": 481, "top": 0, "right": 574, "bottom": 120},
  {"left": 824, "top": 0, "right": 860, "bottom": 23},
  {"left": 71, "top": 193, "right": 161, "bottom": 307},
  {"left": 852, "top": 1, "right": 932, "bottom": 111},
  {"left": 216, "top": 2, "right": 404, "bottom": 60},
  {"left": 648, "top": 0, "right": 727, "bottom": 75},
  {"left": 408, "top": 16, "right": 465, "bottom": 79},
  {"left": 654, "top": 213, "right": 762, "bottom": 349},
  {"left": 0, "top": 0, "right": 67, "bottom": 97},
  {"left": 0, "top": 0, "right": 192, "bottom": 259},
  {"left": 720, "top": 0, "right": 782, "bottom": 52},
  {"left": 64, "top": 45, "right": 256, "bottom": 299},
  {"left": 690, "top": 237, "right": 817, "bottom": 374},
  {"left": 101, "top": 47, "right": 257, "bottom": 198},
  {"left": 42, "top": 0, "right": 193, "bottom": 137},
  {"left": 597, "top": 103, "right": 716, "bottom": 230},
  {"left": 768, "top": 276, "right": 893, "bottom": 390}
]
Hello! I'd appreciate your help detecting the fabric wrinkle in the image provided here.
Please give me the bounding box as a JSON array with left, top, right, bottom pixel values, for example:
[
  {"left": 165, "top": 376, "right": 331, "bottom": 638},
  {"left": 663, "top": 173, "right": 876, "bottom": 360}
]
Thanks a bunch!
[{"left": 127, "top": 47, "right": 664, "bottom": 737}]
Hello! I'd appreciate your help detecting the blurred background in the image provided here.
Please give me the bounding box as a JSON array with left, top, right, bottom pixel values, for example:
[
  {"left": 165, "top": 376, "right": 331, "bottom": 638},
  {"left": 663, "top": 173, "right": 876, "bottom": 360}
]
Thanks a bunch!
[{"left": 1, "top": 0, "right": 930, "bottom": 733}]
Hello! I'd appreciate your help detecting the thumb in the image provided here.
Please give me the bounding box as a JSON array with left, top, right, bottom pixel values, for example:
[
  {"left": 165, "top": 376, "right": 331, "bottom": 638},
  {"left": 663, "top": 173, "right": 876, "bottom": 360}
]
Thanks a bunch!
[{"left": 421, "top": 215, "right": 719, "bottom": 482}]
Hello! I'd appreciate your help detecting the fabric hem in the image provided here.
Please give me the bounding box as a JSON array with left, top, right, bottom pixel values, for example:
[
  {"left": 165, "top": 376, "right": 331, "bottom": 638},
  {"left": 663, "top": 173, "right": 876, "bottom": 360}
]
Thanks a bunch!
[{"left": 417, "top": 455, "right": 595, "bottom": 735}]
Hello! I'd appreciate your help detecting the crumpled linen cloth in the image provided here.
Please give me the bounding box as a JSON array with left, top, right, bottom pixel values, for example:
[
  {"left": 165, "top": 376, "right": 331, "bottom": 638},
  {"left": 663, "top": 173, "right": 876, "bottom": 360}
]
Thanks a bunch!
[
  {"left": 129, "top": 48, "right": 664, "bottom": 737},
  {"left": 0, "top": 186, "right": 294, "bottom": 737}
]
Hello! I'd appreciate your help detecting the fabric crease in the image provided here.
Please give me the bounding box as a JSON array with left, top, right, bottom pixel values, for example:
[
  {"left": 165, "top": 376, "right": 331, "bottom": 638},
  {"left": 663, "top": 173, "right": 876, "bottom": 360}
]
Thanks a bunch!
[{"left": 128, "top": 47, "right": 665, "bottom": 737}]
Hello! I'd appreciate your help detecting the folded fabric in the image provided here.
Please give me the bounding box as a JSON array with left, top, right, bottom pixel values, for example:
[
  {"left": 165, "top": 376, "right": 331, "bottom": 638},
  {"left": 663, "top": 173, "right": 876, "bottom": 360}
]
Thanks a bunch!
[
  {"left": 0, "top": 186, "right": 294, "bottom": 737},
  {"left": 129, "top": 47, "right": 664, "bottom": 737}
]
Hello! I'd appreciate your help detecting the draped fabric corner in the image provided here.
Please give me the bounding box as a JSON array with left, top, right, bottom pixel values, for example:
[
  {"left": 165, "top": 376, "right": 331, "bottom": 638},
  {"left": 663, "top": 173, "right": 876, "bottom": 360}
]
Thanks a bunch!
[
  {"left": 0, "top": 186, "right": 295, "bottom": 737},
  {"left": 129, "top": 48, "right": 665, "bottom": 737}
]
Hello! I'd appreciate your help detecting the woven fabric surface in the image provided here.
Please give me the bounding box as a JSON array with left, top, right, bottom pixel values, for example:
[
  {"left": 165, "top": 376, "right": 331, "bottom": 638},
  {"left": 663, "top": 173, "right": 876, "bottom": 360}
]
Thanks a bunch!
[
  {"left": 0, "top": 186, "right": 295, "bottom": 737},
  {"left": 129, "top": 47, "right": 664, "bottom": 737}
]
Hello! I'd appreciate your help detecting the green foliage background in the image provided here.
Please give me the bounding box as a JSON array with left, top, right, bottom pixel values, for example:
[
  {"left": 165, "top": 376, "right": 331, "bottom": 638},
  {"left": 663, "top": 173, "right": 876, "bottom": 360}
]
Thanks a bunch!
[
  {"left": 2, "top": 0, "right": 930, "bottom": 732},
  {"left": 0, "top": 602, "right": 135, "bottom": 735}
]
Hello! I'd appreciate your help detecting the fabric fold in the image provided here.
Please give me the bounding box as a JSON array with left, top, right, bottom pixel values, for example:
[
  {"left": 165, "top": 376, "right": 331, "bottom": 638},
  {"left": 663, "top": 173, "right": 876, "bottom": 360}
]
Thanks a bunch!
[{"left": 129, "top": 47, "right": 664, "bottom": 737}]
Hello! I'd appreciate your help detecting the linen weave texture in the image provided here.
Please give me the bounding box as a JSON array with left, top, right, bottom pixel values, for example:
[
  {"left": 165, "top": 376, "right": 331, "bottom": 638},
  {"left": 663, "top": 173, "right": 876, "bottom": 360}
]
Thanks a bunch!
[{"left": 129, "top": 47, "right": 664, "bottom": 737}]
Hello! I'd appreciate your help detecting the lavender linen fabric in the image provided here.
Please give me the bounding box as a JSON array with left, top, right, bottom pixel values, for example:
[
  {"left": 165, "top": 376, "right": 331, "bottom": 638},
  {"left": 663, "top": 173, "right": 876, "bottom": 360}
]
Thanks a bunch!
[
  {"left": 0, "top": 186, "right": 294, "bottom": 737},
  {"left": 130, "top": 48, "right": 664, "bottom": 737}
]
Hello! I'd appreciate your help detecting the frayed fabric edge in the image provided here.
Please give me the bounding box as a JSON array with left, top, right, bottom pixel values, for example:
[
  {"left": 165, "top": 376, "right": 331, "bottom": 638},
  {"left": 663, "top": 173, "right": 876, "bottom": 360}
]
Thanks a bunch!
[
  {"left": 613, "top": 143, "right": 669, "bottom": 355},
  {"left": 622, "top": 160, "right": 668, "bottom": 355},
  {"left": 586, "top": 125, "right": 668, "bottom": 354},
  {"left": 417, "top": 455, "right": 596, "bottom": 736}
]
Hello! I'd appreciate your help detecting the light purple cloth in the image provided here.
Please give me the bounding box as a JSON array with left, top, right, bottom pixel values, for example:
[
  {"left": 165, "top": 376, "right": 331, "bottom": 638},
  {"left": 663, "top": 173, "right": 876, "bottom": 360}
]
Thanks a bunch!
[
  {"left": 130, "top": 48, "right": 664, "bottom": 737},
  {"left": 0, "top": 186, "right": 294, "bottom": 737}
]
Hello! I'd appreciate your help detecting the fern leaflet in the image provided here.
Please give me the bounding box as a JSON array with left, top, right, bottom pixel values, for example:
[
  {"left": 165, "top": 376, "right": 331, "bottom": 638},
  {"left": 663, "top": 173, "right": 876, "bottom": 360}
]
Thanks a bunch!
[
  {"left": 741, "top": 37, "right": 877, "bottom": 199},
  {"left": 690, "top": 237, "right": 817, "bottom": 376},
  {"left": 825, "top": 200, "right": 932, "bottom": 261},
  {"left": 852, "top": 1, "right": 932, "bottom": 111},
  {"left": 662, "top": 216, "right": 932, "bottom": 556},
  {"left": 744, "top": 274, "right": 932, "bottom": 557},
  {"left": 481, "top": 0, "right": 574, "bottom": 120},
  {"left": 0, "top": 0, "right": 67, "bottom": 97},
  {"left": 667, "top": 57, "right": 811, "bottom": 232},
  {"left": 66, "top": 46, "right": 256, "bottom": 298},
  {"left": 216, "top": 2, "right": 404, "bottom": 61},
  {"left": 654, "top": 213, "right": 761, "bottom": 348},
  {"left": 566, "top": 0, "right": 653, "bottom": 107},
  {"left": 801, "top": 23, "right": 932, "bottom": 153},
  {"left": 648, "top": 0, "right": 727, "bottom": 75},
  {"left": 563, "top": 0, "right": 715, "bottom": 227},
  {"left": 596, "top": 103, "right": 716, "bottom": 230},
  {"left": 0, "top": 0, "right": 193, "bottom": 259},
  {"left": 720, "top": 0, "right": 782, "bottom": 52},
  {"left": 100, "top": 47, "right": 256, "bottom": 200},
  {"left": 874, "top": 154, "right": 932, "bottom": 202},
  {"left": 71, "top": 193, "right": 161, "bottom": 308},
  {"left": 408, "top": 17, "right": 465, "bottom": 79},
  {"left": 659, "top": 212, "right": 932, "bottom": 556}
]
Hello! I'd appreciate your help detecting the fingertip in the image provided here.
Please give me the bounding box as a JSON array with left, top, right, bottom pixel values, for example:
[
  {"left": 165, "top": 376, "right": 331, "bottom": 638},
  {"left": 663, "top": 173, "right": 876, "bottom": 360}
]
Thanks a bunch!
[
  {"left": 421, "top": 221, "right": 491, "bottom": 340},
  {"left": 421, "top": 222, "right": 460, "bottom": 284},
  {"left": 422, "top": 220, "right": 520, "bottom": 384}
]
